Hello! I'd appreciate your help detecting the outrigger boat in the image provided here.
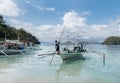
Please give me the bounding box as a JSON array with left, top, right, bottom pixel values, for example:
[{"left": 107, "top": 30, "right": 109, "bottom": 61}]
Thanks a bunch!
[
  {"left": 48, "top": 25, "right": 106, "bottom": 64},
  {"left": 0, "top": 39, "right": 26, "bottom": 56},
  {"left": 59, "top": 41, "right": 86, "bottom": 61},
  {"left": 48, "top": 26, "right": 87, "bottom": 64}
]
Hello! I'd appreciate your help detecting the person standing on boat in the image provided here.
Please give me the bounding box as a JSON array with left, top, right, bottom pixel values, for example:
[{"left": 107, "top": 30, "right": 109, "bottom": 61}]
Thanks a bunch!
[{"left": 55, "top": 40, "right": 60, "bottom": 55}]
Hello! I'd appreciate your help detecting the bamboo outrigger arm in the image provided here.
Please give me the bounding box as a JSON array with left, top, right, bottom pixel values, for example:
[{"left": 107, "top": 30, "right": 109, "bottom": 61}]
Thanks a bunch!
[
  {"left": 0, "top": 50, "right": 8, "bottom": 56},
  {"left": 18, "top": 50, "right": 25, "bottom": 55}
]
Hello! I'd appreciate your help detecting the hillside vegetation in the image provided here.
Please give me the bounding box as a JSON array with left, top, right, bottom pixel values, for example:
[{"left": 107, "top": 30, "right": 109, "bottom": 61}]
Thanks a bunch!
[
  {"left": 0, "top": 15, "right": 40, "bottom": 44},
  {"left": 102, "top": 36, "right": 120, "bottom": 45}
]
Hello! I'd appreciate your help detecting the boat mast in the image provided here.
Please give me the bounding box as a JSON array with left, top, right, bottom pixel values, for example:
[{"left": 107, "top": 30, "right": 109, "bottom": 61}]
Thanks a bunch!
[
  {"left": 18, "top": 33, "right": 20, "bottom": 42},
  {"left": 59, "top": 26, "right": 65, "bottom": 42},
  {"left": 4, "top": 33, "right": 6, "bottom": 46}
]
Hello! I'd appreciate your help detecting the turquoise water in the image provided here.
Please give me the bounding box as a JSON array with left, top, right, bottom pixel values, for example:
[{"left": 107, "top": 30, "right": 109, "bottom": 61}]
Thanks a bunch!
[{"left": 0, "top": 44, "right": 120, "bottom": 83}]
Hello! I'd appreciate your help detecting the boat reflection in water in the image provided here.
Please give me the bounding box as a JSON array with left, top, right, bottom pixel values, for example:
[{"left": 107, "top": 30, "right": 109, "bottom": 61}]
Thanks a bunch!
[{"left": 55, "top": 58, "right": 85, "bottom": 83}]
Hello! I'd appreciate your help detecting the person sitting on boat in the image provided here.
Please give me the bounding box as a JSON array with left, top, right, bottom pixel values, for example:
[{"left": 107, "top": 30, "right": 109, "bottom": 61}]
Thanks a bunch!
[
  {"left": 18, "top": 44, "right": 24, "bottom": 50},
  {"left": 64, "top": 47, "right": 71, "bottom": 53},
  {"left": 73, "top": 47, "right": 77, "bottom": 52},
  {"left": 8, "top": 44, "right": 11, "bottom": 49},
  {"left": 73, "top": 46, "right": 81, "bottom": 52},
  {"left": 64, "top": 47, "right": 68, "bottom": 51},
  {"left": 55, "top": 40, "right": 60, "bottom": 55}
]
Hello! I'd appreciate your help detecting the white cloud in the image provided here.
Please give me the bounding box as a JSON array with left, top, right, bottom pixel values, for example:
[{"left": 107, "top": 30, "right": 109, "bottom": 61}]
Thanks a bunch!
[
  {"left": 0, "top": 0, "right": 22, "bottom": 17},
  {"left": 9, "top": 11, "right": 120, "bottom": 42},
  {"left": 63, "top": 11, "right": 86, "bottom": 27},
  {"left": 46, "top": 7, "right": 55, "bottom": 11},
  {"left": 25, "top": 0, "right": 55, "bottom": 12},
  {"left": 9, "top": 18, "right": 62, "bottom": 41}
]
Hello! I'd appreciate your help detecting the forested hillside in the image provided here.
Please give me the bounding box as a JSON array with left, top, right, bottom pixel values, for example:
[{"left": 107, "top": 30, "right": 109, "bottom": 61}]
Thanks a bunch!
[
  {"left": 102, "top": 36, "right": 120, "bottom": 45},
  {"left": 0, "top": 15, "right": 40, "bottom": 44}
]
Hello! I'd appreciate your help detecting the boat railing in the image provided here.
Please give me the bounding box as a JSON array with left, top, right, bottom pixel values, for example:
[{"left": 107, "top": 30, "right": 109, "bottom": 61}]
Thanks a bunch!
[{"left": 62, "top": 47, "right": 79, "bottom": 54}]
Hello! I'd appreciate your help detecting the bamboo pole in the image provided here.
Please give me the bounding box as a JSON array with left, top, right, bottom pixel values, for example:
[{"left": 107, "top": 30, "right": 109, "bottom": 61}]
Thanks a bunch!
[{"left": 49, "top": 26, "right": 65, "bottom": 64}]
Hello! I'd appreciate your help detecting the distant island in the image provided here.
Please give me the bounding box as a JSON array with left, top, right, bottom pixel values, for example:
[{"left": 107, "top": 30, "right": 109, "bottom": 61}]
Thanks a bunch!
[
  {"left": 0, "top": 15, "right": 40, "bottom": 44},
  {"left": 102, "top": 36, "right": 120, "bottom": 45}
]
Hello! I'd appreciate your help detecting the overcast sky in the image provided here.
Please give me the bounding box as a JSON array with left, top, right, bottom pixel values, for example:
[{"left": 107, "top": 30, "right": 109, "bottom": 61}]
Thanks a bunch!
[{"left": 1, "top": 0, "right": 120, "bottom": 42}]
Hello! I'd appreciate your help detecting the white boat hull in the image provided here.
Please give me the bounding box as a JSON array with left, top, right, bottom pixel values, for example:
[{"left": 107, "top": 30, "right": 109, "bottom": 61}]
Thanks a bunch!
[{"left": 60, "top": 52, "right": 83, "bottom": 61}]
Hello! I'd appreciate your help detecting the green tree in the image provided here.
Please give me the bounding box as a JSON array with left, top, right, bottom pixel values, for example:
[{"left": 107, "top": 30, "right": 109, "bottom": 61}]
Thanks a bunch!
[
  {"left": 102, "top": 36, "right": 120, "bottom": 45},
  {"left": 0, "top": 16, "right": 40, "bottom": 44}
]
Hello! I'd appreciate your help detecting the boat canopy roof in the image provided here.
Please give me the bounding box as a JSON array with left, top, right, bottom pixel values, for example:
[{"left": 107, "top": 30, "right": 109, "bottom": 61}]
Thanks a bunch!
[
  {"left": 5, "top": 40, "right": 23, "bottom": 44},
  {"left": 60, "top": 41, "right": 76, "bottom": 45}
]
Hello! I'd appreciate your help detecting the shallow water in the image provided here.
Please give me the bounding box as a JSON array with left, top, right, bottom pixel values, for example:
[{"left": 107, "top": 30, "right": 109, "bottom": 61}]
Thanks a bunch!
[{"left": 0, "top": 44, "right": 120, "bottom": 83}]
